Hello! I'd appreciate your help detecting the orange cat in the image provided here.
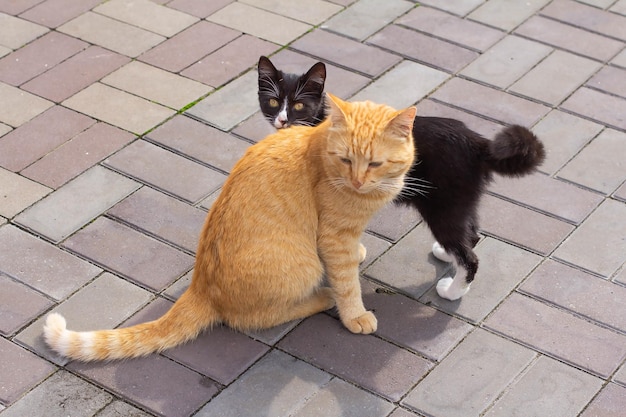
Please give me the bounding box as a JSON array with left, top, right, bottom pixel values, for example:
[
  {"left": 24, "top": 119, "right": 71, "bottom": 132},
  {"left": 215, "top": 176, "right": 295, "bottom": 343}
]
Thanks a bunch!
[{"left": 43, "top": 94, "right": 416, "bottom": 361}]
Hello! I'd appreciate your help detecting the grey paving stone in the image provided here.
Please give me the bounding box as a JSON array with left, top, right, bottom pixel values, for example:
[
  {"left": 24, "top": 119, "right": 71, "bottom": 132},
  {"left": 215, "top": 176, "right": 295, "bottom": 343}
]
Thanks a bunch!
[
  {"left": 0, "top": 273, "right": 52, "bottom": 336},
  {"left": 403, "top": 0, "right": 484, "bottom": 16},
  {"left": 402, "top": 328, "right": 536, "bottom": 417},
  {"left": 195, "top": 350, "right": 332, "bottom": 417},
  {"left": 245, "top": 319, "right": 301, "bottom": 346},
  {"left": 108, "top": 186, "right": 206, "bottom": 254},
  {"left": 104, "top": 140, "right": 226, "bottom": 203},
  {"left": 138, "top": 20, "right": 239, "bottom": 73},
  {"left": 542, "top": 0, "right": 626, "bottom": 41},
  {"left": 322, "top": 0, "right": 414, "bottom": 41},
  {"left": 350, "top": 60, "right": 449, "bottom": 108},
  {"left": 562, "top": 87, "right": 626, "bottom": 131},
  {"left": 17, "top": 0, "right": 103, "bottom": 29},
  {"left": 554, "top": 199, "right": 626, "bottom": 278},
  {"left": 292, "top": 378, "right": 394, "bottom": 417},
  {"left": 588, "top": 65, "right": 626, "bottom": 99},
  {"left": 186, "top": 71, "right": 260, "bottom": 131},
  {"left": 367, "top": 24, "right": 479, "bottom": 73},
  {"left": 0, "top": 13, "right": 49, "bottom": 50},
  {"left": 0, "top": 105, "right": 95, "bottom": 172},
  {"left": 231, "top": 111, "right": 277, "bottom": 143},
  {"left": 63, "top": 217, "right": 194, "bottom": 291},
  {"left": 558, "top": 128, "right": 626, "bottom": 195},
  {"left": 460, "top": 35, "right": 552, "bottom": 89},
  {"left": 612, "top": 48, "right": 626, "bottom": 68},
  {"left": 147, "top": 115, "right": 250, "bottom": 174},
  {"left": 20, "top": 122, "right": 135, "bottom": 189},
  {"left": 613, "top": 182, "right": 626, "bottom": 202},
  {"left": 420, "top": 237, "right": 541, "bottom": 323},
  {"left": 0, "top": 371, "right": 111, "bottom": 417},
  {"left": 485, "top": 293, "right": 626, "bottom": 378},
  {"left": 69, "top": 354, "right": 218, "bottom": 417},
  {"left": 0, "top": 82, "right": 54, "bottom": 128},
  {"left": 241, "top": 0, "right": 342, "bottom": 25},
  {"left": 366, "top": 202, "right": 421, "bottom": 243},
  {"left": 17, "top": 272, "right": 152, "bottom": 363},
  {"left": 163, "top": 270, "right": 192, "bottom": 301},
  {"left": 0, "top": 337, "right": 56, "bottom": 406},
  {"left": 484, "top": 355, "right": 603, "bottom": 417},
  {"left": 0, "top": 167, "right": 51, "bottom": 218},
  {"left": 520, "top": 259, "right": 626, "bottom": 333},
  {"left": 515, "top": 15, "right": 624, "bottom": 62},
  {"left": 479, "top": 194, "right": 574, "bottom": 255},
  {"left": 613, "top": 265, "right": 626, "bottom": 285},
  {"left": 167, "top": 0, "right": 234, "bottom": 18},
  {"left": 580, "top": 383, "right": 626, "bottom": 417},
  {"left": 364, "top": 223, "right": 451, "bottom": 299},
  {"left": 511, "top": 50, "right": 601, "bottom": 105},
  {"left": 397, "top": 6, "right": 503, "bottom": 52},
  {"left": 95, "top": 400, "right": 152, "bottom": 417},
  {"left": 0, "top": 224, "right": 101, "bottom": 300},
  {"left": 614, "top": 362, "right": 626, "bottom": 386},
  {"left": 14, "top": 165, "right": 140, "bottom": 243},
  {"left": 208, "top": 2, "right": 311, "bottom": 45},
  {"left": 359, "top": 232, "right": 392, "bottom": 270},
  {"left": 361, "top": 279, "right": 473, "bottom": 361},
  {"left": 532, "top": 110, "right": 603, "bottom": 175},
  {"left": 292, "top": 29, "right": 401, "bottom": 77},
  {"left": 468, "top": 0, "right": 551, "bottom": 31},
  {"left": 279, "top": 314, "right": 433, "bottom": 401},
  {"left": 431, "top": 77, "right": 550, "bottom": 126},
  {"left": 488, "top": 172, "right": 604, "bottom": 224},
  {"left": 21, "top": 45, "right": 130, "bottom": 103}
]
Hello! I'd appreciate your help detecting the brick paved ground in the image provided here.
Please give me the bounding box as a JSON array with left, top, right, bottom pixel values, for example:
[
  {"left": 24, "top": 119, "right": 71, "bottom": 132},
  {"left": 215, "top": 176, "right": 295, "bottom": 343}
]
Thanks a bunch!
[{"left": 1, "top": 1, "right": 626, "bottom": 416}]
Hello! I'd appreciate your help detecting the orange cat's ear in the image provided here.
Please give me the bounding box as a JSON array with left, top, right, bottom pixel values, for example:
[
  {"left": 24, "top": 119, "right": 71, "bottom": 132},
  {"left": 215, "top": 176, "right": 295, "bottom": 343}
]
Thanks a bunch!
[
  {"left": 326, "top": 93, "right": 348, "bottom": 128},
  {"left": 387, "top": 107, "right": 416, "bottom": 139}
]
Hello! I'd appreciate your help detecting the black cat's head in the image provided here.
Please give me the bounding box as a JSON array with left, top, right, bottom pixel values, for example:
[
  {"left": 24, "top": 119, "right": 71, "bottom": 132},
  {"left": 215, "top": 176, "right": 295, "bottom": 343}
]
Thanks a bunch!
[{"left": 257, "top": 56, "right": 327, "bottom": 129}]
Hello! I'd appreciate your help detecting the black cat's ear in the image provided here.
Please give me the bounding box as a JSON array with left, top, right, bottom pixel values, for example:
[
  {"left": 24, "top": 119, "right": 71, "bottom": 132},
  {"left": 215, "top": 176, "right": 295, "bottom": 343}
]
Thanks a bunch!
[
  {"left": 326, "top": 93, "right": 347, "bottom": 128},
  {"left": 258, "top": 56, "right": 277, "bottom": 79},
  {"left": 386, "top": 107, "right": 417, "bottom": 140},
  {"left": 303, "top": 62, "right": 326, "bottom": 89}
]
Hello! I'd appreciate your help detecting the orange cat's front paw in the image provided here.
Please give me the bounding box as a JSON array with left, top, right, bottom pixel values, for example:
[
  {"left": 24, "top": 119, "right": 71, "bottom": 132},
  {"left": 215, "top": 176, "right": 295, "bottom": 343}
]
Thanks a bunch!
[{"left": 344, "top": 311, "right": 377, "bottom": 334}]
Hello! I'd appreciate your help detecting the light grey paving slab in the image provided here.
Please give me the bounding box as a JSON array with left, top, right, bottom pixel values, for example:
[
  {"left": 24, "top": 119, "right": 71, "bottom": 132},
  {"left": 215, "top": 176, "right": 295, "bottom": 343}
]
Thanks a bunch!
[
  {"left": 16, "top": 272, "right": 152, "bottom": 364},
  {"left": 0, "top": 273, "right": 53, "bottom": 336},
  {"left": 615, "top": 362, "right": 626, "bottom": 386},
  {"left": 557, "top": 128, "right": 626, "bottom": 195},
  {"left": 0, "top": 224, "right": 102, "bottom": 300},
  {"left": 322, "top": 0, "right": 414, "bottom": 41},
  {"left": 580, "top": 383, "right": 626, "bottom": 417},
  {"left": 510, "top": 50, "right": 602, "bottom": 105},
  {"left": 195, "top": 350, "right": 332, "bottom": 417},
  {"left": 0, "top": 371, "right": 112, "bottom": 417},
  {"left": 0, "top": 82, "right": 53, "bottom": 128},
  {"left": 415, "top": 0, "right": 485, "bottom": 16},
  {"left": 350, "top": 60, "right": 449, "bottom": 109},
  {"left": 186, "top": 70, "right": 259, "bottom": 131},
  {"left": 94, "top": 0, "right": 199, "bottom": 37},
  {"left": 207, "top": 2, "right": 311, "bottom": 44},
  {"left": 95, "top": 400, "right": 152, "bottom": 417},
  {"left": 402, "top": 328, "right": 536, "bottom": 417},
  {"left": 468, "top": 0, "right": 551, "bottom": 31},
  {"left": 364, "top": 223, "right": 451, "bottom": 300},
  {"left": 532, "top": 110, "right": 603, "bottom": 175},
  {"left": 484, "top": 355, "right": 603, "bottom": 417},
  {"left": 554, "top": 199, "right": 626, "bottom": 277},
  {"left": 460, "top": 35, "right": 552, "bottom": 89},
  {"left": 14, "top": 165, "right": 140, "bottom": 243},
  {"left": 0, "top": 13, "right": 49, "bottom": 50},
  {"left": 612, "top": 48, "right": 626, "bottom": 68},
  {"left": 293, "top": 378, "right": 394, "bottom": 417},
  {"left": 240, "top": 0, "right": 342, "bottom": 25},
  {"left": 485, "top": 293, "right": 626, "bottom": 378},
  {"left": 420, "top": 237, "right": 542, "bottom": 323},
  {"left": 0, "top": 167, "right": 51, "bottom": 218}
]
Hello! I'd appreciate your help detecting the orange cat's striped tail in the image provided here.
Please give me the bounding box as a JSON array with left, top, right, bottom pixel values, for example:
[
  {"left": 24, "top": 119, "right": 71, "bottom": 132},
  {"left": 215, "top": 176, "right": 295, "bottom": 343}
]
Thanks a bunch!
[{"left": 43, "top": 290, "right": 218, "bottom": 361}]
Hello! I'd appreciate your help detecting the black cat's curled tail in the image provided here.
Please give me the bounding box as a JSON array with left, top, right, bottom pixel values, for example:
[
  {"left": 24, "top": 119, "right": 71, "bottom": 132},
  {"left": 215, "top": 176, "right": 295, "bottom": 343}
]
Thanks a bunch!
[{"left": 486, "top": 125, "right": 546, "bottom": 177}]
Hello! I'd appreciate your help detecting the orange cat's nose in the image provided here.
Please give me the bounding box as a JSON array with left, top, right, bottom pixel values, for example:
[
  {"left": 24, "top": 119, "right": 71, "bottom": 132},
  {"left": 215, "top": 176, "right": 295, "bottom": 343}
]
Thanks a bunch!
[{"left": 352, "top": 179, "right": 363, "bottom": 189}]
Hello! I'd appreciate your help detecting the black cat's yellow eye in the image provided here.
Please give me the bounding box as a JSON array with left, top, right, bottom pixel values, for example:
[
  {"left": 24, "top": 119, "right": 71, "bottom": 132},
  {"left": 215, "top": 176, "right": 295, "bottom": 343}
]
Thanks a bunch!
[
  {"left": 269, "top": 98, "right": 279, "bottom": 108},
  {"left": 369, "top": 161, "right": 383, "bottom": 168},
  {"left": 293, "top": 102, "right": 304, "bottom": 111},
  {"left": 340, "top": 157, "right": 352, "bottom": 165}
]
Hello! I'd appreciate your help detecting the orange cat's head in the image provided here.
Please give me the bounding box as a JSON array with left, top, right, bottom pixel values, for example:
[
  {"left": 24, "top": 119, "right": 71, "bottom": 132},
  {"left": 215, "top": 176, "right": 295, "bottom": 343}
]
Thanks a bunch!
[{"left": 322, "top": 93, "right": 416, "bottom": 196}]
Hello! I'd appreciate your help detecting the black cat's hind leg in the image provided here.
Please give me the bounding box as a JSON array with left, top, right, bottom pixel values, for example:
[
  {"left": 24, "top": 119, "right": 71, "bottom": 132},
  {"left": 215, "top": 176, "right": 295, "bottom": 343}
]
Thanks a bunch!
[{"left": 435, "top": 241, "right": 478, "bottom": 300}]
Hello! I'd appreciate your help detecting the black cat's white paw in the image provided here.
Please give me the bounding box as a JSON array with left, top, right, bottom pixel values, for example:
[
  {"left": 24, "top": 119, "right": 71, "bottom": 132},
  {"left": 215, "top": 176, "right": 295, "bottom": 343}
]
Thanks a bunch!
[
  {"left": 436, "top": 277, "right": 470, "bottom": 300},
  {"left": 432, "top": 241, "right": 453, "bottom": 262}
]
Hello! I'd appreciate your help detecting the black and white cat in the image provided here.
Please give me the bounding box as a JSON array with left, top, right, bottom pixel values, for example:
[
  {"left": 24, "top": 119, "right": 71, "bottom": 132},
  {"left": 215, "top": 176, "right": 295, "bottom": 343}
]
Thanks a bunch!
[
  {"left": 257, "top": 56, "right": 326, "bottom": 129},
  {"left": 257, "top": 56, "right": 545, "bottom": 301}
]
